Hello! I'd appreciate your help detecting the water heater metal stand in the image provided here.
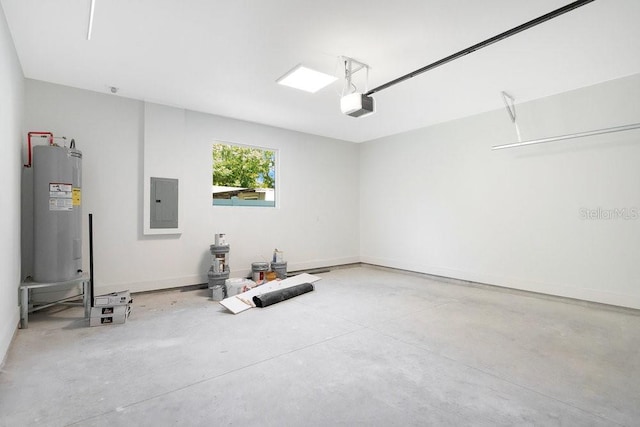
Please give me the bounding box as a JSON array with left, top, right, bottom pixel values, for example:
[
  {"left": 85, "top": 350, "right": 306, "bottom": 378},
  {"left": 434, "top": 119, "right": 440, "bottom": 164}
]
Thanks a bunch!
[{"left": 19, "top": 274, "right": 91, "bottom": 329}]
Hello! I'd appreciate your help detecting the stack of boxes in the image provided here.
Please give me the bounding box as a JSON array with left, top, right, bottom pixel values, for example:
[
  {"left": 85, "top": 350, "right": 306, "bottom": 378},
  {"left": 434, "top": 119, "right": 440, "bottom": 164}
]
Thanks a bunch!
[{"left": 90, "top": 290, "right": 132, "bottom": 326}]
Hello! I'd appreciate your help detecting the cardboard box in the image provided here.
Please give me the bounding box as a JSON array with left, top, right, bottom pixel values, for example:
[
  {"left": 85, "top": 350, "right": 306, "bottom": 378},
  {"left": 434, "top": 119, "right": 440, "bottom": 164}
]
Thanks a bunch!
[
  {"left": 225, "top": 278, "right": 256, "bottom": 296},
  {"left": 93, "top": 290, "right": 132, "bottom": 307},
  {"left": 89, "top": 305, "right": 131, "bottom": 327}
]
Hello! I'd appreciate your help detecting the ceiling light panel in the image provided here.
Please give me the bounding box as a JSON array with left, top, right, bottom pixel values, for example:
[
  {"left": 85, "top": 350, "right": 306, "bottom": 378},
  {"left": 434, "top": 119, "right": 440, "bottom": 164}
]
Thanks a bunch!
[{"left": 276, "top": 65, "right": 337, "bottom": 93}]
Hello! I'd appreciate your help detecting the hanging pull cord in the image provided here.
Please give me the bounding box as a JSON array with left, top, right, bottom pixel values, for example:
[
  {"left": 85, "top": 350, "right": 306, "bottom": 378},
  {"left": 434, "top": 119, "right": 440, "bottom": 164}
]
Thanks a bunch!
[
  {"left": 502, "top": 91, "right": 522, "bottom": 142},
  {"left": 342, "top": 59, "right": 357, "bottom": 97}
]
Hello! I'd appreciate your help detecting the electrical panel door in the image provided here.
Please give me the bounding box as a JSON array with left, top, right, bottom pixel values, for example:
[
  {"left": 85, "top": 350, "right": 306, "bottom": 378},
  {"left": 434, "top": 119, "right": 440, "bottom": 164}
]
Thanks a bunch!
[{"left": 150, "top": 177, "right": 178, "bottom": 228}]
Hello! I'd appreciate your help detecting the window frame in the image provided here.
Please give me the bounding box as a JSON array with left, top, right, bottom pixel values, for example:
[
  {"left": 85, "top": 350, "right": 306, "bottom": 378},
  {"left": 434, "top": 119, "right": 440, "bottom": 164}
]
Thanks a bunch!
[{"left": 211, "top": 140, "right": 278, "bottom": 208}]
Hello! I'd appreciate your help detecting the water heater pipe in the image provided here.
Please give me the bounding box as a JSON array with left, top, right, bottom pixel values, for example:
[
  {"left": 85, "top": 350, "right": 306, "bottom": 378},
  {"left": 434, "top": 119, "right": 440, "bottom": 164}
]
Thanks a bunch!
[
  {"left": 24, "top": 132, "right": 54, "bottom": 168},
  {"left": 89, "top": 213, "right": 94, "bottom": 307}
]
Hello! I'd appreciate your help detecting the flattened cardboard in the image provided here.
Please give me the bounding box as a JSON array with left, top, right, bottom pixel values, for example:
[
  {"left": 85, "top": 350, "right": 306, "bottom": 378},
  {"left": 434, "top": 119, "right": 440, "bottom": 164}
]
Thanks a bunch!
[{"left": 93, "top": 290, "right": 132, "bottom": 307}]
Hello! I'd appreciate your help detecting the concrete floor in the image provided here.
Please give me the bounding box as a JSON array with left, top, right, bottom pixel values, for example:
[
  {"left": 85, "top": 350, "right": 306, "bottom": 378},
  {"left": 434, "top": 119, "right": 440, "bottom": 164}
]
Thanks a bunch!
[{"left": 1, "top": 266, "right": 639, "bottom": 426}]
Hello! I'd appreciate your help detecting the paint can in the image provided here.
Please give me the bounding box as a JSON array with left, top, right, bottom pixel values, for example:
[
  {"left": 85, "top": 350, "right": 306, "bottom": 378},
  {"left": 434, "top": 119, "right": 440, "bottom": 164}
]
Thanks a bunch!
[
  {"left": 210, "top": 285, "right": 225, "bottom": 301},
  {"left": 210, "top": 244, "right": 230, "bottom": 273},
  {"left": 214, "top": 233, "right": 228, "bottom": 246},
  {"left": 251, "top": 262, "right": 269, "bottom": 283},
  {"left": 272, "top": 249, "right": 284, "bottom": 263},
  {"left": 270, "top": 261, "right": 288, "bottom": 279}
]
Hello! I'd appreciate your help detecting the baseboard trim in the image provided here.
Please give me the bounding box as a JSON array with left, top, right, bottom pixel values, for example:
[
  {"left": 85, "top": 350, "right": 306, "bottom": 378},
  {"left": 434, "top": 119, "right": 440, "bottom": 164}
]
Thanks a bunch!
[
  {"left": 92, "top": 260, "right": 640, "bottom": 315},
  {"left": 0, "top": 306, "right": 20, "bottom": 370},
  {"left": 359, "top": 263, "right": 640, "bottom": 316},
  {"left": 93, "top": 258, "right": 361, "bottom": 296}
]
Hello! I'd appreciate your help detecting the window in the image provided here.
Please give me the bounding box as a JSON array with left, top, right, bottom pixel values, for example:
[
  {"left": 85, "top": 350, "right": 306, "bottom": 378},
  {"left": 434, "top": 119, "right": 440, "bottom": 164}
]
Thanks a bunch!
[{"left": 212, "top": 142, "right": 276, "bottom": 207}]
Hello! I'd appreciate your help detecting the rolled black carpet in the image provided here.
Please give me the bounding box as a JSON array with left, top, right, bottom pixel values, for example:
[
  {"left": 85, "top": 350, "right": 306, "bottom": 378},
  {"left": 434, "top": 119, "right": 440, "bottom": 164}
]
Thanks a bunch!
[{"left": 253, "top": 283, "right": 314, "bottom": 308}]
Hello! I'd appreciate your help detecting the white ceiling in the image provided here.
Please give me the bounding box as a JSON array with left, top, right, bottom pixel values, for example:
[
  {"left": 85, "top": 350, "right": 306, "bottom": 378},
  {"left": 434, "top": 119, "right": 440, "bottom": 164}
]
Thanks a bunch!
[{"left": 2, "top": 0, "right": 640, "bottom": 142}]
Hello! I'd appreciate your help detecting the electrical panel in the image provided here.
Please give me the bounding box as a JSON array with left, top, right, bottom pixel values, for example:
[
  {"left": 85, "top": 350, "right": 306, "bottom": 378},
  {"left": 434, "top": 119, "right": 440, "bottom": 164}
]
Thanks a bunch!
[{"left": 150, "top": 177, "right": 178, "bottom": 229}]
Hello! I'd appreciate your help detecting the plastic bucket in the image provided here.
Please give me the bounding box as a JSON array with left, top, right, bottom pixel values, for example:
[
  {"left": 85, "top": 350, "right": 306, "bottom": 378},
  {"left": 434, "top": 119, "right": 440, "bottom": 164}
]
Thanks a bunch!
[
  {"left": 271, "top": 261, "right": 288, "bottom": 279},
  {"left": 210, "top": 244, "right": 230, "bottom": 255},
  {"left": 208, "top": 268, "right": 229, "bottom": 288},
  {"left": 211, "top": 285, "right": 225, "bottom": 301},
  {"left": 210, "top": 245, "right": 230, "bottom": 273},
  {"left": 214, "top": 233, "right": 228, "bottom": 246}
]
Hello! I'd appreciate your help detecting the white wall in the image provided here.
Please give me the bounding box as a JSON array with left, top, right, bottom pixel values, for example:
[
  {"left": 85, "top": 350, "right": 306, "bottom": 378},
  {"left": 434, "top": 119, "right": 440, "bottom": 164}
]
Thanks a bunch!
[
  {"left": 143, "top": 103, "right": 186, "bottom": 235},
  {"left": 360, "top": 73, "right": 640, "bottom": 309},
  {"left": 0, "top": 4, "right": 23, "bottom": 363},
  {"left": 24, "top": 80, "right": 360, "bottom": 294},
  {"left": 18, "top": 52, "right": 639, "bottom": 336}
]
